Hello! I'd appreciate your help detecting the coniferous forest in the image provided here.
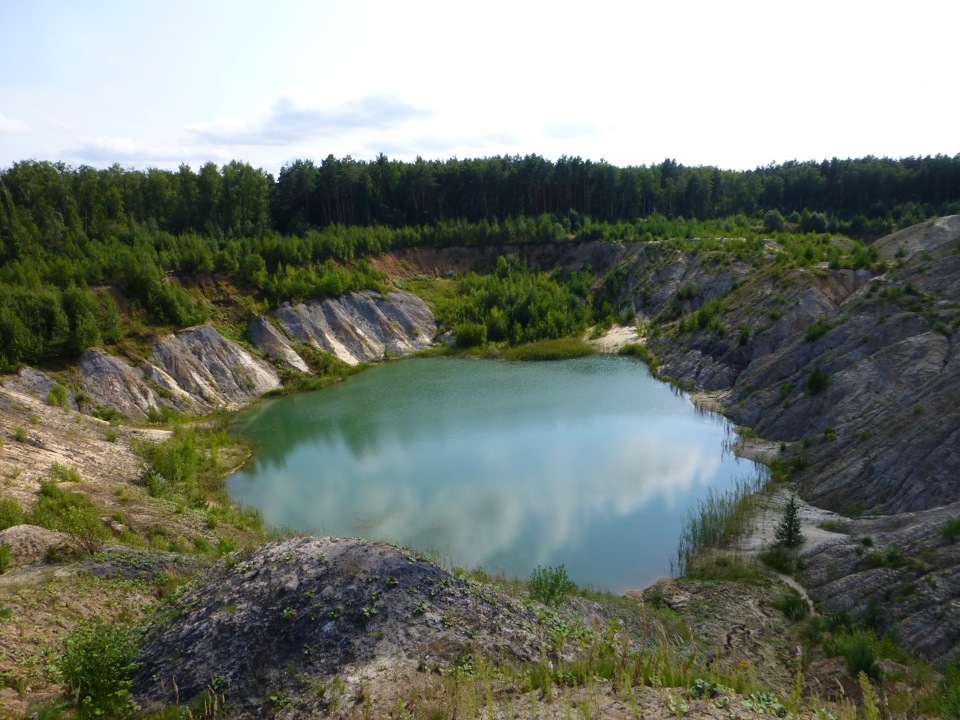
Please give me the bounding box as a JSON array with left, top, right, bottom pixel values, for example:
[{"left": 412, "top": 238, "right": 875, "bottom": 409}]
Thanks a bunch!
[{"left": 1, "top": 153, "right": 958, "bottom": 371}]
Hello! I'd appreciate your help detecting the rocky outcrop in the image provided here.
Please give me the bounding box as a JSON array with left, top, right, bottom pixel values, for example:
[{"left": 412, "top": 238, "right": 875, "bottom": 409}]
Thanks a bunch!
[
  {"left": 274, "top": 290, "right": 437, "bottom": 365},
  {"left": 148, "top": 326, "right": 280, "bottom": 411},
  {"left": 134, "top": 537, "right": 543, "bottom": 716},
  {"left": 247, "top": 316, "right": 309, "bottom": 372},
  {"left": 78, "top": 350, "right": 167, "bottom": 421},
  {"left": 606, "top": 216, "right": 960, "bottom": 661},
  {"left": 78, "top": 327, "right": 280, "bottom": 421},
  {"left": 799, "top": 500, "right": 960, "bottom": 664}
]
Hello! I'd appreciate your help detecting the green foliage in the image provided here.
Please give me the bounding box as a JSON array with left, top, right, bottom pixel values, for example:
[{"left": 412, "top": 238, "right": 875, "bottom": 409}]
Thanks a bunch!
[
  {"left": 803, "top": 316, "right": 833, "bottom": 343},
  {"left": 28, "top": 482, "right": 108, "bottom": 553},
  {"left": 759, "top": 545, "right": 800, "bottom": 575},
  {"left": 528, "top": 564, "right": 576, "bottom": 606},
  {"left": 57, "top": 621, "right": 141, "bottom": 719},
  {"left": 498, "top": 337, "right": 594, "bottom": 361},
  {"left": 13, "top": 427, "right": 27, "bottom": 442},
  {"left": 0, "top": 543, "right": 11, "bottom": 574},
  {"left": 772, "top": 590, "right": 808, "bottom": 620},
  {"left": 46, "top": 382, "right": 69, "bottom": 407},
  {"left": 0, "top": 496, "right": 25, "bottom": 530},
  {"left": 840, "top": 632, "right": 882, "bottom": 682},
  {"left": 763, "top": 210, "right": 786, "bottom": 233},
  {"left": 806, "top": 366, "right": 830, "bottom": 395},
  {"left": 774, "top": 494, "right": 805, "bottom": 548},
  {"left": 675, "top": 471, "right": 768, "bottom": 576},
  {"left": 941, "top": 516, "right": 960, "bottom": 543},
  {"left": 939, "top": 658, "right": 960, "bottom": 719},
  {"left": 445, "top": 255, "right": 593, "bottom": 347}
]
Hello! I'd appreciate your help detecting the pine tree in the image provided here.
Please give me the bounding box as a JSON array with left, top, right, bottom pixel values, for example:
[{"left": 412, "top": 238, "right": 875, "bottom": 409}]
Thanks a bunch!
[{"left": 775, "top": 494, "right": 805, "bottom": 548}]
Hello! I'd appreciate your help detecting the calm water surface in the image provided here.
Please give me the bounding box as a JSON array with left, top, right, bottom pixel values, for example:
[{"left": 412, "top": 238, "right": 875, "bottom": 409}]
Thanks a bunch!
[{"left": 227, "top": 356, "right": 758, "bottom": 591}]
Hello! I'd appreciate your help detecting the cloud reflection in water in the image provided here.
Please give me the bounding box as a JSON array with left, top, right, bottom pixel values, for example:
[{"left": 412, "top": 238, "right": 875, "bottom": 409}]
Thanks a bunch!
[{"left": 228, "top": 357, "right": 756, "bottom": 590}]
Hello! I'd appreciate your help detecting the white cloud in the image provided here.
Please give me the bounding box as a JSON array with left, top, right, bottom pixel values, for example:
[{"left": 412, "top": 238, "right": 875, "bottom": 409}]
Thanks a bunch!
[
  {"left": 189, "top": 94, "right": 431, "bottom": 147},
  {"left": 0, "top": 112, "right": 28, "bottom": 135}
]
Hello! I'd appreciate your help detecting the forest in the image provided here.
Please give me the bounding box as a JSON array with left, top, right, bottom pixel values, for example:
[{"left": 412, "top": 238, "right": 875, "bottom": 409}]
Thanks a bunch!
[{"left": 0, "top": 153, "right": 958, "bottom": 372}]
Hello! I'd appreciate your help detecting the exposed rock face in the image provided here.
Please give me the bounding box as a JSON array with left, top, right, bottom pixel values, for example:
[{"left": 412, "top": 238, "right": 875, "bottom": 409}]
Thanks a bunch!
[
  {"left": 78, "top": 326, "right": 280, "bottom": 421},
  {"left": 606, "top": 216, "right": 960, "bottom": 661},
  {"left": 799, "top": 500, "right": 960, "bottom": 664},
  {"left": 274, "top": 290, "right": 437, "bottom": 365},
  {"left": 134, "top": 537, "right": 542, "bottom": 716},
  {"left": 149, "top": 326, "right": 280, "bottom": 411},
  {"left": 78, "top": 350, "right": 167, "bottom": 421},
  {"left": 247, "top": 316, "right": 309, "bottom": 372}
]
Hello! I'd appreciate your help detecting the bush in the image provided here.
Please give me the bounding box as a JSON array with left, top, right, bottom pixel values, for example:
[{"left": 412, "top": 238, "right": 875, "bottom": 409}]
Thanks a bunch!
[
  {"left": 842, "top": 632, "right": 882, "bottom": 682},
  {"left": 0, "top": 544, "right": 11, "bottom": 574},
  {"left": 806, "top": 366, "right": 830, "bottom": 395},
  {"left": 58, "top": 621, "right": 140, "bottom": 719},
  {"left": 46, "top": 383, "right": 69, "bottom": 408},
  {"left": 759, "top": 545, "right": 800, "bottom": 575},
  {"left": 0, "top": 496, "right": 25, "bottom": 530},
  {"left": 28, "top": 482, "right": 108, "bottom": 553},
  {"left": 773, "top": 590, "right": 808, "bottom": 621},
  {"left": 453, "top": 321, "right": 487, "bottom": 348},
  {"left": 528, "top": 564, "right": 576, "bottom": 606},
  {"left": 942, "top": 516, "right": 960, "bottom": 543}
]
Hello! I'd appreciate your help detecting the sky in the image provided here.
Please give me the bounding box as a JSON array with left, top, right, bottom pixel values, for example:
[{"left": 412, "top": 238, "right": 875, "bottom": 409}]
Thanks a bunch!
[{"left": 1, "top": 0, "right": 957, "bottom": 177}]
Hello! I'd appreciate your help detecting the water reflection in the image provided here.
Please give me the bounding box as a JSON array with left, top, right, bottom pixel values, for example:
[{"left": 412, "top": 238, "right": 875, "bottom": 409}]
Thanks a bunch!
[{"left": 228, "top": 356, "right": 756, "bottom": 591}]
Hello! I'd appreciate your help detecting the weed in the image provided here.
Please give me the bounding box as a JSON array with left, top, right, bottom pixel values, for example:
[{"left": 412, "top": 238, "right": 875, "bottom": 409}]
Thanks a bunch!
[
  {"left": 46, "top": 383, "right": 69, "bottom": 408},
  {"left": 0, "top": 543, "right": 11, "bottom": 574},
  {"left": 773, "top": 590, "right": 808, "bottom": 621},
  {"left": 941, "top": 516, "right": 960, "bottom": 543},
  {"left": 58, "top": 621, "right": 141, "bottom": 719},
  {"left": 49, "top": 462, "right": 82, "bottom": 484},
  {"left": 0, "top": 495, "right": 25, "bottom": 530},
  {"left": 28, "top": 482, "right": 107, "bottom": 553},
  {"left": 528, "top": 564, "right": 576, "bottom": 606},
  {"left": 13, "top": 427, "right": 27, "bottom": 443}
]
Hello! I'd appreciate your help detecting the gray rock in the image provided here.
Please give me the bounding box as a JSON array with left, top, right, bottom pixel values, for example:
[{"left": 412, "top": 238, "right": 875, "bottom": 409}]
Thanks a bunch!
[
  {"left": 275, "top": 290, "right": 437, "bottom": 365},
  {"left": 78, "top": 349, "right": 166, "bottom": 422},
  {"left": 247, "top": 316, "right": 309, "bottom": 372}
]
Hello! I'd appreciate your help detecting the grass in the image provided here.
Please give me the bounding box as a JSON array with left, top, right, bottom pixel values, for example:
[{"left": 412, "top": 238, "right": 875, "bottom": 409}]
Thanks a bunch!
[
  {"left": 498, "top": 337, "right": 594, "bottom": 361},
  {"left": 674, "top": 470, "right": 769, "bottom": 576}
]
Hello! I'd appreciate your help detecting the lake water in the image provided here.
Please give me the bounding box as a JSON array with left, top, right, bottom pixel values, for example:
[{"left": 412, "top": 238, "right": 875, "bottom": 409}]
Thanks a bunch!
[{"left": 227, "top": 356, "right": 759, "bottom": 592}]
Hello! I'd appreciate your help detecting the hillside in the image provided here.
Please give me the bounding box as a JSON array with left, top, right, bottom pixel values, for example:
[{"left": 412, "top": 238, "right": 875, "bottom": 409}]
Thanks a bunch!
[{"left": 0, "top": 218, "right": 958, "bottom": 717}]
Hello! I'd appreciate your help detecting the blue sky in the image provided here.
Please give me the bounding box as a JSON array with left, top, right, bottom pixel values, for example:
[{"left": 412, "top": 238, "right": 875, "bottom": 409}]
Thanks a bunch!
[{"left": 1, "top": 0, "right": 957, "bottom": 175}]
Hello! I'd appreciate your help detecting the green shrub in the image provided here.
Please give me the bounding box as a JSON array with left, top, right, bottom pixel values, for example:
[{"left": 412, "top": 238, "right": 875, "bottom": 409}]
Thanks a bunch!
[
  {"left": 759, "top": 545, "right": 800, "bottom": 575},
  {"left": 499, "top": 337, "right": 594, "bottom": 361},
  {"left": 58, "top": 621, "right": 140, "bottom": 719},
  {"left": 939, "top": 658, "right": 960, "bottom": 719},
  {"left": 942, "top": 516, "right": 960, "bottom": 543},
  {"left": 0, "top": 496, "right": 25, "bottom": 530},
  {"left": 28, "top": 482, "right": 107, "bottom": 553},
  {"left": 528, "top": 564, "right": 576, "bottom": 606},
  {"left": 49, "top": 462, "right": 82, "bottom": 484},
  {"left": 453, "top": 321, "right": 487, "bottom": 348},
  {"left": 46, "top": 383, "right": 69, "bottom": 408},
  {"left": 13, "top": 427, "right": 27, "bottom": 443},
  {"left": 0, "top": 544, "right": 11, "bottom": 574},
  {"left": 806, "top": 366, "right": 831, "bottom": 395},
  {"left": 773, "top": 590, "right": 808, "bottom": 621},
  {"left": 841, "top": 632, "right": 882, "bottom": 682}
]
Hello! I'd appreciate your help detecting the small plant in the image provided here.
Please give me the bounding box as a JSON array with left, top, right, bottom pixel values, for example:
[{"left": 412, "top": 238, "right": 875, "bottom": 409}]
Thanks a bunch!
[
  {"left": 105, "top": 430, "right": 118, "bottom": 443},
  {"left": 774, "top": 494, "right": 805, "bottom": 548},
  {"left": 49, "top": 462, "right": 82, "bottom": 484},
  {"left": 413, "top": 602, "right": 427, "bottom": 615},
  {"left": 843, "top": 632, "right": 881, "bottom": 682},
  {"left": 0, "top": 544, "right": 11, "bottom": 574},
  {"left": 13, "top": 428, "right": 27, "bottom": 443},
  {"left": 942, "top": 516, "right": 960, "bottom": 543},
  {"left": 362, "top": 606, "right": 378, "bottom": 619},
  {"left": 0, "top": 496, "right": 25, "bottom": 530},
  {"left": 58, "top": 621, "right": 141, "bottom": 719},
  {"left": 281, "top": 606, "right": 296, "bottom": 620},
  {"left": 806, "top": 366, "right": 831, "bottom": 395},
  {"left": 46, "top": 383, "right": 69, "bottom": 408},
  {"left": 773, "top": 590, "right": 808, "bottom": 621},
  {"left": 528, "top": 564, "right": 577, "bottom": 606}
]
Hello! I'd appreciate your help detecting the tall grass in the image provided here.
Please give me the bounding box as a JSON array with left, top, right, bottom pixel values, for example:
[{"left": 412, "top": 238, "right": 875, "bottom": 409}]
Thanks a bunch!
[{"left": 674, "top": 470, "right": 769, "bottom": 576}]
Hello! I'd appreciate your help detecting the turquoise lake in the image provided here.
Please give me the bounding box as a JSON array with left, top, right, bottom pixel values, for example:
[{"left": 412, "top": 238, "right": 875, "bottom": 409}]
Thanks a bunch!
[{"left": 227, "top": 356, "right": 759, "bottom": 592}]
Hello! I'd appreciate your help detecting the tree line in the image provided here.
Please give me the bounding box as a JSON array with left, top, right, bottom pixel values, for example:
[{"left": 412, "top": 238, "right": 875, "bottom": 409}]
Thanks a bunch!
[{"left": 0, "top": 153, "right": 957, "bottom": 372}]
